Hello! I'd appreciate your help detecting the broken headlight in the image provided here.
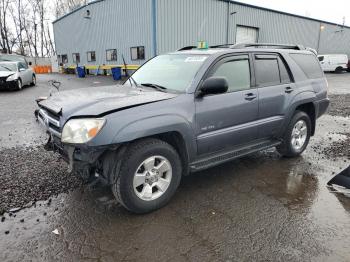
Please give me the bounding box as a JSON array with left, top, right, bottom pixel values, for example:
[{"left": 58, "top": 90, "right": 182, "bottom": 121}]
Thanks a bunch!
[{"left": 61, "top": 118, "right": 106, "bottom": 144}]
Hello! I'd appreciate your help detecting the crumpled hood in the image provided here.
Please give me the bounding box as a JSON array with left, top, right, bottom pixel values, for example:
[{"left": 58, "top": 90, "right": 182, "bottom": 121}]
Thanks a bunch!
[
  {"left": 0, "top": 71, "right": 15, "bottom": 78},
  {"left": 39, "top": 84, "right": 178, "bottom": 118}
]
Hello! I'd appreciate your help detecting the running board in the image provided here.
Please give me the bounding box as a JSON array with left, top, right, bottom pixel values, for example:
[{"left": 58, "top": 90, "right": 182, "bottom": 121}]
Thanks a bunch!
[{"left": 190, "top": 140, "right": 281, "bottom": 172}]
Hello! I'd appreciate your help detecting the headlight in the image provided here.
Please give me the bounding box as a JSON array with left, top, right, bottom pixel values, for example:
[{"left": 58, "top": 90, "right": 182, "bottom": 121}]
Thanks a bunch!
[
  {"left": 6, "top": 74, "right": 17, "bottom": 81},
  {"left": 61, "top": 118, "right": 106, "bottom": 144}
]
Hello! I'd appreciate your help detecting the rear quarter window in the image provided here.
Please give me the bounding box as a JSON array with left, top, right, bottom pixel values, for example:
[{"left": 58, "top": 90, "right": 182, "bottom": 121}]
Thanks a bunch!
[{"left": 290, "top": 53, "right": 323, "bottom": 79}]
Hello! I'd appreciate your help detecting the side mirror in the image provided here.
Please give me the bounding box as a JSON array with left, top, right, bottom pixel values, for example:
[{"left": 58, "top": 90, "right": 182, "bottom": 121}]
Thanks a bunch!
[{"left": 199, "top": 77, "right": 228, "bottom": 96}]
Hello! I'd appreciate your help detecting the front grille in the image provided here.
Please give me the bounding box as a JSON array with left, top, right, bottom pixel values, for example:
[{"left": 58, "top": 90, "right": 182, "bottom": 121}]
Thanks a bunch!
[{"left": 38, "top": 108, "right": 61, "bottom": 138}]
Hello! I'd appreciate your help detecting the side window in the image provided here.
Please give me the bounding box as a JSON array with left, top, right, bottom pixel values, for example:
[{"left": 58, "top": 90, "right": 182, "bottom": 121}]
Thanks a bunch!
[
  {"left": 290, "top": 53, "right": 323, "bottom": 79},
  {"left": 72, "top": 53, "right": 80, "bottom": 64},
  {"left": 278, "top": 57, "right": 292, "bottom": 84},
  {"left": 18, "top": 63, "right": 25, "bottom": 70},
  {"left": 255, "top": 55, "right": 280, "bottom": 87},
  {"left": 106, "top": 49, "right": 117, "bottom": 61},
  {"left": 61, "top": 54, "right": 68, "bottom": 64},
  {"left": 131, "top": 46, "right": 145, "bottom": 60},
  {"left": 211, "top": 56, "right": 251, "bottom": 92},
  {"left": 87, "top": 51, "right": 96, "bottom": 62}
]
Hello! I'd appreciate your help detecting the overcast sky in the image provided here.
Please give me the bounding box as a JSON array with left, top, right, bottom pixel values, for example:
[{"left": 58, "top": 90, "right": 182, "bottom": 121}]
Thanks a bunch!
[{"left": 236, "top": 0, "right": 349, "bottom": 26}]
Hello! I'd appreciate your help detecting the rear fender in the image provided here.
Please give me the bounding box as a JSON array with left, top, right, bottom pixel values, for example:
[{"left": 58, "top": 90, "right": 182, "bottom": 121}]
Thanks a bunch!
[{"left": 278, "top": 91, "right": 316, "bottom": 137}]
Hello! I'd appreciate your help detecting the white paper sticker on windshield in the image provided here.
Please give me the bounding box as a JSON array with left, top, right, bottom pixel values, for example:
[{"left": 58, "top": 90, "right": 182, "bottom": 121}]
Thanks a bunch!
[{"left": 185, "top": 57, "right": 207, "bottom": 62}]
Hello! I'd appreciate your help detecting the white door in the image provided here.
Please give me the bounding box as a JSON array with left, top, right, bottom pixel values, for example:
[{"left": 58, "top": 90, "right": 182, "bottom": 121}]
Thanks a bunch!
[{"left": 236, "top": 26, "right": 259, "bottom": 44}]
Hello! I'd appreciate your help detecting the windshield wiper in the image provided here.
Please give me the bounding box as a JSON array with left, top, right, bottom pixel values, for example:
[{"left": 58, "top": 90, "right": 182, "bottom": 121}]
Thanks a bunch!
[
  {"left": 141, "top": 83, "right": 167, "bottom": 92},
  {"left": 0, "top": 65, "right": 12, "bottom": 71}
]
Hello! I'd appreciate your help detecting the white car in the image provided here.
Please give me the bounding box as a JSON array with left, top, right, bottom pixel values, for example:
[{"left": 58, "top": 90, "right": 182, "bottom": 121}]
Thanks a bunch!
[
  {"left": 0, "top": 61, "right": 36, "bottom": 90},
  {"left": 318, "top": 54, "right": 348, "bottom": 73}
]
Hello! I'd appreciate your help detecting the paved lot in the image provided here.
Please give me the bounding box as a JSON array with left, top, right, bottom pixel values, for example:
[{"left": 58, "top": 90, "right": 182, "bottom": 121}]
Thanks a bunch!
[{"left": 0, "top": 73, "right": 349, "bottom": 261}]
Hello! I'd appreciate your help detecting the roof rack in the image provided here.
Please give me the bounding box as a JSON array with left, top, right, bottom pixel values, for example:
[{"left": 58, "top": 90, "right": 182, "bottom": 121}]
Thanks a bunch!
[
  {"left": 210, "top": 44, "right": 235, "bottom": 48},
  {"left": 177, "top": 46, "right": 197, "bottom": 51},
  {"left": 230, "top": 43, "right": 306, "bottom": 50}
]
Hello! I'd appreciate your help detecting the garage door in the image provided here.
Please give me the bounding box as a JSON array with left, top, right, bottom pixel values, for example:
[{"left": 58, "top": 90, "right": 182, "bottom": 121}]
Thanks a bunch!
[{"left": 236, "top": 26, "right": 259, "bottom": 44}]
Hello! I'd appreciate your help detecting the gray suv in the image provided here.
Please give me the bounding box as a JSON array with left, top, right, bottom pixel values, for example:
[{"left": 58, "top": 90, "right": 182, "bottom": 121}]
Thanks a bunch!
[{"left": 36, "top": 43, "right": 329, "bottom": 213}]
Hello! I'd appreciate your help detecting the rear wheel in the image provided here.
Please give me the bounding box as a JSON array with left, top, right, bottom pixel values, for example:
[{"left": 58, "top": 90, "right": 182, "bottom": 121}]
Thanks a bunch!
[
  {"left": 277, "top": 111, "right": 311, "bottom": 157},
  {"left": 112, "top": 138, "right": 182, "bottom": 214},
  {"left": 335, "top": 67, "right": 343, "bottom": 73}
]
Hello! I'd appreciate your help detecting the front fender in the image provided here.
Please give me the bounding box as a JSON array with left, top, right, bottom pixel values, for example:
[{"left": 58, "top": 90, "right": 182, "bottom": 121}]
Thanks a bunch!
[{"left": 112, "top": 114, "right": 197, "bottom": 161}]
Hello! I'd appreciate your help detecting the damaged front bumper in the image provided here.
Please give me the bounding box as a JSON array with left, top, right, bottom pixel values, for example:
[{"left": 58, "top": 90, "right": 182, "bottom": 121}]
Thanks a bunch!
[{"left": 36, "top": 107, "right": 116, "bottom": 182}]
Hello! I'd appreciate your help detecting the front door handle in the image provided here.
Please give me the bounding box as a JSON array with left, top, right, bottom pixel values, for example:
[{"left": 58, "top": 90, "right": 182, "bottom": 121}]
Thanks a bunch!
[
  {"left": 285, "top": 86, "right": 293, "bottom": 93},
  {"left": 244, "top": 93, "right": 257, "bottom": 101}
]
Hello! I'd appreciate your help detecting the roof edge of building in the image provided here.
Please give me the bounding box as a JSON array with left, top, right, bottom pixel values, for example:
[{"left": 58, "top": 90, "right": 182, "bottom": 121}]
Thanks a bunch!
[
  {"left": 52, "top": 0, "right": 105, "bottom": 24},
  {"left": 220, "top": 0, "right": 350, "bottom": 30}
]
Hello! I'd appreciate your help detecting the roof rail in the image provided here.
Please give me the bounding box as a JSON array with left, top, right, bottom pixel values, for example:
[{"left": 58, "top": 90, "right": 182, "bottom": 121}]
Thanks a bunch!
[
  {"left": 177, "top": 46, "right": 197, "bottom": 51},
  {"left": 231, "top": 43, "right": 305, "bottom": 50},
  {"left": 210, "top": 44, "right": 235, "bottom": 48}
]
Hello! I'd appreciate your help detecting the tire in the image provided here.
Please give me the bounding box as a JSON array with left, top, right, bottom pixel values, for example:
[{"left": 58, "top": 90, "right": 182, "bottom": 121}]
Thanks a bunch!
[
  {"left": 112, "top": 138, "right": 182, "bottom": 214},
  {"left": 16, "top": 79, "right": 22, "bottom": 90},
  {"left": 277, "top": 111, "right": 311, "bottom": 157},
  {"left": 31, "top": 74, "right": 36, "bottom": 86},
  {"left": 335, "top": 67, "right": 343, "bottom": 73}
]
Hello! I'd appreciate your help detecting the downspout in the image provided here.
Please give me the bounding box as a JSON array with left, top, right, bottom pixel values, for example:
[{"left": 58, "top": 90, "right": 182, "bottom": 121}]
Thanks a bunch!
[
  {"left": 151, "top": 0, "right": 158, "bottom": 56},
  {"left": 226, "top": 1, "right": 230, "bottom": 44}
]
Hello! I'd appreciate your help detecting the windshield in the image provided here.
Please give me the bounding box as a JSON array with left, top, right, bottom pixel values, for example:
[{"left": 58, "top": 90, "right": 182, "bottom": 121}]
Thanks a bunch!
[
  {"left": 0, "top": 62, "right": 17, "bottom": 72},
  {"left": 125, "top": 54, "right": 208, "bottom": 92}
]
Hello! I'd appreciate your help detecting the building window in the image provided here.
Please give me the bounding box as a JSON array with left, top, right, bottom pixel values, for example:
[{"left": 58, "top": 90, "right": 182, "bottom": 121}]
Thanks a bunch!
[
  {"left": 130, "top": 46, "right": 145, "bottom": 60},
  {"left": 106, "top": 49, "right": 117, "bottom": 61},
  {"left": 87, "top": 51, "right": 96, "bottom": 62},
  {"left": 61, "top": 54, "right": 68, "bottom": 64},
  {"left": 72, "top": 53, "right": 80, "bottom": 64}
]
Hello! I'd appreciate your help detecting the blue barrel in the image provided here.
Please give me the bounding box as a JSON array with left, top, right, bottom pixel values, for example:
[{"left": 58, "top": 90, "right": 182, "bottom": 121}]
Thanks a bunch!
[
  {"left": 111, "top": 67, "right": 122, "bottom": 80},
  {"left": 76, "top": 66, "right": 86, "bottom": 78}
]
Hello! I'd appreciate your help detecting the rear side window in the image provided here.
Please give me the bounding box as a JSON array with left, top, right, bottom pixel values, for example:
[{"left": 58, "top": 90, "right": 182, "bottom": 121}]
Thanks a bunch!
[
  {"left": 211, "top": 56, "right": 251, "bottom": 92},
  {"left": 318, "top": 56, "right": 324, "bottom": 62},
  {"left": 254, "top": 55, "right": 280, "bottom": 86},
  {"left": 290, "top": 53, "right": 323, "bottom": 79}
]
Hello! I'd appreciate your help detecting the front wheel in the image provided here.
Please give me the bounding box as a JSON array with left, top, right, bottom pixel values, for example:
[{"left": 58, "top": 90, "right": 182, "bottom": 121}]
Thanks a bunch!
[
  {"left": 31, "top": 75, "right": 36, "bottom": 86},
  {"left": 277, "top": 111, "right": 311, "bottom": 157},
  {"left": 16, "top": 79, "right": 22, "bottom": 90},
  {"left": 112, "top": 138, "right": 182, "bottom": 214}
]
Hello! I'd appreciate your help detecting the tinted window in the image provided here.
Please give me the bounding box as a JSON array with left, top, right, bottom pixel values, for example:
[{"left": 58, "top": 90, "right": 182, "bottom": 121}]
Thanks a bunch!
[
  {"left": 290, "top": 53, "right": 323, "bottom": 79},
  {"left": 318, "top": 56, "right": 324, "bottom": 62},
  {"left": 211, "top": 57, "right": 251, "bottom": 92},
  {"left": 278, "top": 57, "right": 292, "bottom": 84},
  {"left": 255, "top": 55, "right": 280, "bottom": 86}
]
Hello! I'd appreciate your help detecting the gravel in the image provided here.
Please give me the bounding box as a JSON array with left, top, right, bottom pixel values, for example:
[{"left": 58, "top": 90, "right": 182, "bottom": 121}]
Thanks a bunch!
[
  {"left": 328, "top": 94, "right": 350, "bottom": 118},
  {"left": 0, "top": 146, "right": 82, "bottom": 213},
  {"left": 322, "top": 133, "right": 350, "bottom": 160}
]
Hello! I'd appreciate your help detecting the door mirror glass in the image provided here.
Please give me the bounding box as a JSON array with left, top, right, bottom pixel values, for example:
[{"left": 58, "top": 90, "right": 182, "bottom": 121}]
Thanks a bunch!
[{"left": 200, "top": 77, "right": 228, "bottom": 96}]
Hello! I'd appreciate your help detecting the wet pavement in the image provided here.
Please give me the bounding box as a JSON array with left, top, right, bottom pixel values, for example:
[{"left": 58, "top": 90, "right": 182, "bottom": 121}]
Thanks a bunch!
[{"left": 0, "top": 73, "right": 350, "bottom": 261}]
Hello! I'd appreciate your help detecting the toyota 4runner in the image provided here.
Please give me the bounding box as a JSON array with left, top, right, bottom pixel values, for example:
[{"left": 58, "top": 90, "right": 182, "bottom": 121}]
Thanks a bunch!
[{"left": 36, "top": 43, "right": 330, "bottom": 213}]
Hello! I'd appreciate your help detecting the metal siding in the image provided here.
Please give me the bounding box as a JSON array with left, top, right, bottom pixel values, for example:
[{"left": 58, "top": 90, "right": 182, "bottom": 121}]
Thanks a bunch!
[
  {"left": 53, "top": 0, "right": 350, "bottom": 62},
  {"left": 156, "top": 0, "right": 227, "bottom": 54},
  {"left": 231, "top": 3, "right": 350, "bottom": 56},
  {"left": 53, "top": 0, "right": 153, "bottom": 65}
]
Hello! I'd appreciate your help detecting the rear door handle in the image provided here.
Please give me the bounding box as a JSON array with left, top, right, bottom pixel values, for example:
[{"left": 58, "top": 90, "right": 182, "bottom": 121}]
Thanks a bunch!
[
  {"left": 285, "top": 86, "right": 293, "bottom": 93},
  {"left": 244, "top": 93, "right": 257, "bottom": 101}
]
